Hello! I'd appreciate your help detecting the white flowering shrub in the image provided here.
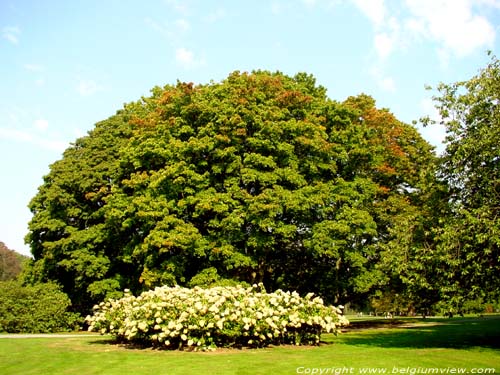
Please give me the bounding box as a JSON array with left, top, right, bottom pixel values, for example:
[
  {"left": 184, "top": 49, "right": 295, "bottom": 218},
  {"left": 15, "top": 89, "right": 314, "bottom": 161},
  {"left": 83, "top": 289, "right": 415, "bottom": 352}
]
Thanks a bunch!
[{"left": 86, "top": 284, "right": 348, "bottom": 350}]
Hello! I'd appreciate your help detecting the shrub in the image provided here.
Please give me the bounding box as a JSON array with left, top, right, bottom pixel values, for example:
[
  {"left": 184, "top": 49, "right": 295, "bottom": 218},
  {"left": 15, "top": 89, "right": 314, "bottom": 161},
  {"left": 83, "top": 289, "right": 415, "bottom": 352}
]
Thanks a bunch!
[
  {"left": 86, "top": 284, "right": 348, "bottom": 350},
  {"left": 0, "top": 281, "right": 82, "bottom": 333}
]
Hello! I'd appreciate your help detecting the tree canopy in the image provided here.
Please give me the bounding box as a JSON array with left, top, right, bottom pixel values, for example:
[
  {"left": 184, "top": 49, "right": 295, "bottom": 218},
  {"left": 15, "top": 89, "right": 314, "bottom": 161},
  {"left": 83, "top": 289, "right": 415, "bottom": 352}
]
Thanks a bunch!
[
  {"left": 429, "top": 53, "right": 500, "bottom": 309},
  {"left": 26, "top": 70, "right": 437, "bottom": 313}
]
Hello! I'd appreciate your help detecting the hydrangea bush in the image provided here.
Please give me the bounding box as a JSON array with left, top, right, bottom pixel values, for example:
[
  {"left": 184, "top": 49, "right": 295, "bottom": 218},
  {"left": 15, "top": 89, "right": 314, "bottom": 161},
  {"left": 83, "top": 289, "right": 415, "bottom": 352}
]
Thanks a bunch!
[{"left": 86, "top": 284, "right": 348, "bottom": 350}]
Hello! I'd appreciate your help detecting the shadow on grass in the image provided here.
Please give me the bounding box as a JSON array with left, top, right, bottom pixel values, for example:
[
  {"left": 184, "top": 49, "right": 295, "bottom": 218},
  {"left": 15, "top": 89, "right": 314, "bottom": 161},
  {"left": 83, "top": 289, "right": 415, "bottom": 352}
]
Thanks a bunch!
[
  {"left": 340, "top": 316, "right": 500, "bottom": 350},
  {"left": 88, "top": 337, "right": 163, "bottom": 351},
  {"left": 86, "top": 316, "right": 500, "bottom": 352}
]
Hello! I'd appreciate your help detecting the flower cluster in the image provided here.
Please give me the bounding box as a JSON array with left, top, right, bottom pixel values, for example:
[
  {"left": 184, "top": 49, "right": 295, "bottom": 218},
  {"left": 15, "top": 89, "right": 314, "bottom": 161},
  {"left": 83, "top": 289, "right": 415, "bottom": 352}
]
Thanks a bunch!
[{"left": 86, "top": 284, "right": 348, "bottom": 350}]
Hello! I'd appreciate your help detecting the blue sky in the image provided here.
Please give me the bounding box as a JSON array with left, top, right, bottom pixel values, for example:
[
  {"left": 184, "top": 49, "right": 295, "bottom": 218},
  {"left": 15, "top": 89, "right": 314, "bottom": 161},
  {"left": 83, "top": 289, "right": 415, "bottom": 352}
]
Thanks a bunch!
[{"left": 1, "top": 0, "right": 499, "bottom": 256}]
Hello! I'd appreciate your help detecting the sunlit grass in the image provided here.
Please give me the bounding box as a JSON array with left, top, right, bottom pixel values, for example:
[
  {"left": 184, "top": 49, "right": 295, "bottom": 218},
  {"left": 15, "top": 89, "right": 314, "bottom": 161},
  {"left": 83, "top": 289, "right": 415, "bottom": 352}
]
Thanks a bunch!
[{"left": 0, "top": 316, "right": 498, "bottom": 375}]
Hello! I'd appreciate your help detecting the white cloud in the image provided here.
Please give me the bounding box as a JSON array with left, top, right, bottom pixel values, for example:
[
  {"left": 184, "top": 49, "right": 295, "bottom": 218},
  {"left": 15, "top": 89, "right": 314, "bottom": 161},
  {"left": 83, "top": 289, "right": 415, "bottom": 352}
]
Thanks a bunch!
[
  {"left": 404, "top": 17, "right": 426, "bottom": 36},
  {"left": 0, "top": 108, "right": 68, "bottom": 152},
  {"left": 350, "top": 0, "right": 399, "bottom": 91},
  {"left": 350, "top": 0, "right": 497, "bottom": 91},
  {"left": 0, "top": 127, "right": 31, "bottom": 143},
  {"left": 350, "top": 0, "right": 386, "bottom": 28},
  {"left": 378, "top": 76, "right": 396, "bottom": 92},
  {"left": 165, "top": 0, "right": 190, "bottom": 14},
  {"left": 8, "top": 111, "right": 19, "bottom": 125},
  {"left": 175, "top": 47, "right": 194, "bottom": 64},
  {"left": 437, "top": 48, "right": 451, "bottom": 69},
  {"left": 370, "top": 66, "right": 396, "bottom": 92},
  {"left": 478, "top": 0, "right": 500, "bottom": 7},
  {"left": 145, "top": 17, "right": 190, "bottom": 41},
  {"left": 0, "top": 127, "right": 67, "bottom": 152},
  {"left": 23, "top": 63, "right": 44, "bottom": 72},
  {"left": 2, "top": 26, "right": 20, "bottom": 44},
  {"left": 73, "top": 128, "right": 87, "bottom": 139},
  {"left": 350, "top": 0, "right": 401, "bottom": 89},
  {"left": 175, "top": 47, "right": 205, "bottom": 68},
  {"left": 23, "top": 64, "right": 46, "bottom": 87},
  {"left": 271, "top": 2, "right": 283, "bottom": 14},
  {"left": 34, "top": 119, "right": 49, "bottom": 131},
  {"left": 352, "top": 0, "right": 497, "bottom": 62},
  {"left": 374, "top": 33, "right": 395, "bottom": 60},
  {"left": 76, "top": 79, "right": 104, "bottom": 96},
  {"left": 174, "top": 18, "right": 190, "bottom": 32},
  {"left": 145, "top": 17, "right": 171, "bottom": 39},
  {"left": 206, "top": 8, "right": 226, "bottom": 23},
  {"left": 302, "top": 0, "right": 318, "bottom": 7},
  {"left": 404, "top": 0, "right": 496, "bottom": 57}
]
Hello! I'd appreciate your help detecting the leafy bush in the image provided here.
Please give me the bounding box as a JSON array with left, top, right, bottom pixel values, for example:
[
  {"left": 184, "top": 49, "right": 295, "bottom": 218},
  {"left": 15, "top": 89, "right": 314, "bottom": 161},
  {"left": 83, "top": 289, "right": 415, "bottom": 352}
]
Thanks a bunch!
[
  {"left": 0, "top": 281, "right": 82, "bottom": 333},
  {"left": 86, "top": 284, "right": 348, "bottom": 350}
]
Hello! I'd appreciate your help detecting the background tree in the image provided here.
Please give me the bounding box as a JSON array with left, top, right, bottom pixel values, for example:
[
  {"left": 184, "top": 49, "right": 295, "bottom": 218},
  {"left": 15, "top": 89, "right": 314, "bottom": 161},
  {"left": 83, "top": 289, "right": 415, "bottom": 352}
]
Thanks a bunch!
[
  {"left": 0, "top": 241, "right": 29, "bottom": 281},
  {"left": 26, "top": 71, "right": 435, "bottom": 313},
  {"left": 426, "top": 53, "right": 500, "bottom": 311},
  {"left": 342, "top": 94, "right": 441, "bottom": 313}
]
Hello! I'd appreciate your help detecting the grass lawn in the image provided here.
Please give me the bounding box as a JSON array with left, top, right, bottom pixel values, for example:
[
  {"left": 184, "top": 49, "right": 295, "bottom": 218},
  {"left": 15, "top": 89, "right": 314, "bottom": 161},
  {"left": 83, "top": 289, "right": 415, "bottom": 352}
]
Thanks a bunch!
[{"left": 0, "top": 316, "right": 498, "bottom": 375}]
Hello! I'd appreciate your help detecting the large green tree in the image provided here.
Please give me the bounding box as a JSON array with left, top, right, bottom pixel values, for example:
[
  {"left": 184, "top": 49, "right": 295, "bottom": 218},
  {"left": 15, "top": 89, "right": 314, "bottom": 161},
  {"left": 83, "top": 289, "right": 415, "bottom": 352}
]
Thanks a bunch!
[
  {"left": 26, "top": 71, "right": 435, "bottom": 312},
  {"left": 427, "top": 54, "right": 500, "bottom": 310}
]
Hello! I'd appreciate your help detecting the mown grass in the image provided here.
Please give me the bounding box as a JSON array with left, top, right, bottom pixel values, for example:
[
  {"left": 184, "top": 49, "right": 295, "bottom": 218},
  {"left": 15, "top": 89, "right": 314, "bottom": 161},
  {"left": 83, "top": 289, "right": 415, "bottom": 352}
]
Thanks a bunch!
[{"left": 0, "top": 316, "right": 499, "bottom": 375}]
